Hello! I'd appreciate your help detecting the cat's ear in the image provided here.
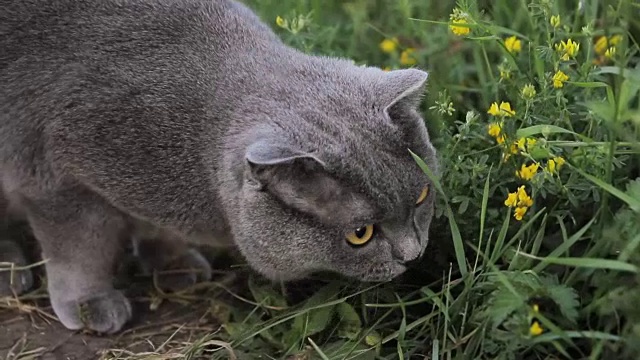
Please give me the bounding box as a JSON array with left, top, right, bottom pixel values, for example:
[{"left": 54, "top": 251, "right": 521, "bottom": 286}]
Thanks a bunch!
[
  {"left": 244, "top": 140, "right": 371, "bottom": 223},
  {"left": 379, "top": 68, "right": 428, "bottom": 111}
]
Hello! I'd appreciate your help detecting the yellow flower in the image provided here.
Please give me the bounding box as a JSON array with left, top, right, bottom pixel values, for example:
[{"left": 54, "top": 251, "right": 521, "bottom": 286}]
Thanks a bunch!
[
  {"left": 517, "top": 137, "right": 537, "bottom": 151},
  {"left": 504, "top": 36, "right": 522, "bottom": 54},
  {"left": 504, "top": 192, "right": 518, "bottom": 207},
  {"left": 553, "top": 70, "right": 569, "bottom": 88},
  {"left": 610, "top": 35, "right": 623, "bottom": 46},
  {"left": 275, "top": 16, "right": 287, "bottom": 28},
  {"left": 547, "top": 159, "right": 557, "bottom": 174},
  {"left": 514, "top": 206, "right": 528, "bottom": 221},
  {"left": 605, "top": 46, "right": 616, "bottom": 59},
  {"left": 488, "top": 102, "right": 516, "bottom": 117},
  {"left": 487, "top": 102, "right": 501, "bottom": 116},
  {"left": 516, "top": 163, "right": 540, "bottom": 181},
  {"left": 555, "top": 39, "right": 580, "bottom": 61},
  {"left": 521, "top": 84, "right": 536, "bottom": 99},
  {"left": 509, "top": 143, "right": 519, "bottom": 154},
  {"left": 550, "top": 15, "right": 561, "bottom": 28},
  {"left": 400, "top": 48, "right": 417, "bottom": 66},
  {"left": 379, "top": 38, "right": 398, "bottom": 54},
  {"left": 500, "top": 68, "right": 511, "bottom": 80},
  {"left": 450, "top": 18, "right": 470, "bottom": 36},
  {"left": 488, "top": 122, "right": 502, "bottom": 138},
  {"left": 517, "top": 185, "right": 534, "bottom": 207},
  {"left": 594, "top": 36, "right": 608, "bottom": 55},
  {"left": 548, "top": 156, "right": 566, "bottom": 174},
  {"left": 496, "top": 134, "right": 506, "bottom": 144},
  {"left": 499, "top": 102, "right": 516, "bottom": 117},
  {"left": 530, "top": 321, "right": 543, "bottom": 336}
]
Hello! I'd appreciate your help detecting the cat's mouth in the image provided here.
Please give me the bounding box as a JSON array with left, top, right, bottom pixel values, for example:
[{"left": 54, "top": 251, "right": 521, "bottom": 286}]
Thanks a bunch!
[{"left": 356, "top": 261, "right": 408, "bottom": 283}]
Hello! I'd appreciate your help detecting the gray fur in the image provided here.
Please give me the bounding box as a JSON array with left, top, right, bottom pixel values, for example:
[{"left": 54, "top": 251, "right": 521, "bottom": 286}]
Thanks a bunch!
[{"left": 0, "top": 0, "right": 439, "bottom": 333}]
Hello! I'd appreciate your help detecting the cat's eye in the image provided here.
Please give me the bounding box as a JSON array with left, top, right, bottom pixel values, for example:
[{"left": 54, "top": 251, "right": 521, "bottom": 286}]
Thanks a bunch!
[
  {"left": 345, "top": 225, "right": 374, "bottom": 246},
  {"left": 416, "top": 185, "right": 429, "bottom": 205}
]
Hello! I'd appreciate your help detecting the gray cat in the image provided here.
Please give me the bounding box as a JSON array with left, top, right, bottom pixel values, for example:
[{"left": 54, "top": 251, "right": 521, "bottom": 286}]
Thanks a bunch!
[{"left": 0, "top": 0, "right": 439, "bottom": 334}]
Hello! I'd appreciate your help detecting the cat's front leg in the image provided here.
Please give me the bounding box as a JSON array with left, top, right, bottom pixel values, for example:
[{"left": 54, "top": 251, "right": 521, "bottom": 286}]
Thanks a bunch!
[{"left": 24, "top": 187, "right": 132, "bottom": 334}]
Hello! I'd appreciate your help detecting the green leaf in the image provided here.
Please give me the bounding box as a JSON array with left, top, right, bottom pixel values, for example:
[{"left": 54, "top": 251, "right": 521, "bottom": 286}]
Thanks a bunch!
[
  {"left": 292, "top": 282, "right": 341, "bottom": 338},
  {"left": 247, "top": 277, "right": 288, "bottom": 310},
  {"left": 515, "top": 125, "right": 578, "bottom": 138},
  {"left": 336, "top": 302, "right": 362, "bottom": 340},
  {"left": 525, "top": 254, "right": 638, "bottom": 273},
  {"left": 574, "top": 167, "right": 640, "bottom": 212}
]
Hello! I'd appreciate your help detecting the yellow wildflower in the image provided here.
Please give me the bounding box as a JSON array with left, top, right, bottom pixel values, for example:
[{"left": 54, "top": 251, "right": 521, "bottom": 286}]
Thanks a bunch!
[
  {"left": 487, "top": 102, "right": 501, "bottom": 116},
  {"left": 450, "top": 18, "right": 470, "bottom": 36},
  {"left": 488, "top": 101, "right": 516, "bottom": 117},
  {"left": 605, "top": 46, "right": 616, "bottom": 59},
  {"left": 548, "top": 156, "right": 566, "bottom": 174},
  {"left": 504, "top": 192, "right": 518, "bottom": 207},
  {"left": 530, "top": 321, "right": 543, "bottom": 336},
  {"left": 594, "top": 36, "right": 608, "bottom": 55},
  {"left": 517, "top": 186, "right": 534, "bottom": 207},
  {"left": 499, "top": 102, "right": 516, "bottom": 117},
  {"left": 275, "top": 16, "right": 287, "bottom": 28},
  {"left": 488, "top": 122, "right": 502, "bottom": 138},
  {"left": 500, "top": 68, "right": 511, "bottom": 80},
  {"left": 379, "top": 38, "right": 398, "bottom": 54},
  {"left": 517, "top": 137, "right": 537, "bottom": 151},
  {"left": 514, "top": 206, "right": 528, "bottom": 221},
  {"left": 400, "top": 48, "right": 417, "bottom": 66},
  {"left": 550, "top": 15, "right": 561, "bottom": 28},
  {"left": 595, "top": 35, "right": 622, "bottom": 55},
  {"left": 553, "top": 70, "right": 569, "bottom": 88},
  {"left": 496, "top": 134, "right": 506, "bottom": 144},
  {"left": 610, "top": 35, "right": 623, "bottom": 46},
  {"left": 504, "top": 36, "right": 522, "bottom": 54},
  {"left": 555, "top": 39, "right": 580, "bottom": 61},
  {"left": 509, "top": 143, "right": 519, "bottom": 154},
  {"left": 516, "top": 163, "right": 540, "bottom": 181},
  {"left": 521, "top": 84, "right": 536, "bottom": 99},
  {"left": 547, "top": 159, "right": 557, "bottom": 174}
]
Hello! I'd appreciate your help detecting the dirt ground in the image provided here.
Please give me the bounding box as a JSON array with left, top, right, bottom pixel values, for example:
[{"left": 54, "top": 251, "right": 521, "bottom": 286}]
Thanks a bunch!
[
  {"left": 0, "top": 268, "right": 236, "bottom": 360},
  {"left": 1, "top": 295, "right": 219, "bottom": 360},
  {"left": 0, "top": 224, "right": 239, "bottom": 360}
]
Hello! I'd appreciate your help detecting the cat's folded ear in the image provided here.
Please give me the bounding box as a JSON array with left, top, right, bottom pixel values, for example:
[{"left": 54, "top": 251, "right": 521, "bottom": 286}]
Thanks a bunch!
[
  {"left": 379, "top": 68, "right": 429, "bottom": 112},
  {"left": 244, "top": 140, "right": 370, "bottom": 223}
]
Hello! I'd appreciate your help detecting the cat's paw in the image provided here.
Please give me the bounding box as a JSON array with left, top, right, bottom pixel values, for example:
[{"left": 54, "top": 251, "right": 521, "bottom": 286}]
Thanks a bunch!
[
  {"left": 53, "top": 289, "right": 132, "bottom": 334},
  {"left": 0, "top": 240, "right": 34, "bottom": 296},
  {"left": 153, "top": 248, "right": 212, "bottom": 292}
]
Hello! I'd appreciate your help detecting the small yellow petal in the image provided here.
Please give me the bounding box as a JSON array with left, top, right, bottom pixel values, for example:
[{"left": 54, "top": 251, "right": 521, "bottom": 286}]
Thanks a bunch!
[
  {"left": 450, "top": 19, "right": 471, "bottom": 36},
  {"left": 379, "top": 38, "right": 398, "bottom": 54},
  {"left": 514, "top": 206, "right": 528, "bottom": 221},
  {"left": 530, "top": 321, "right": 543, "bottom": 336},
  {"left": 504, "top": 192, "right": 518, "bottom": 207},
  {"left": 487, "top": 102, "right": 501, "bottom": 116}
]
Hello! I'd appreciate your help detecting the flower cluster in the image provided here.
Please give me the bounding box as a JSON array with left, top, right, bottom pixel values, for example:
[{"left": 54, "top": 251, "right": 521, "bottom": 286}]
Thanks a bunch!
[
  {"left": 449, "top": 8, "right": 471, "bottom": 36},
  {"left": 504, "top": 186, "right": 534, "bottom": 221},
  {"left": 378, "top": 38, "right": 417, "bottom": 67},
  {"left": 555, "top": 39, "right": 580, "bottom": 61}
]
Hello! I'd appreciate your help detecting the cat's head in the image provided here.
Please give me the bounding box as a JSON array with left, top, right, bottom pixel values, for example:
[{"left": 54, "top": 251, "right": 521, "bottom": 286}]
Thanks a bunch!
[{"left": 231, "top": 65, "right": 438, "bottom": 282}]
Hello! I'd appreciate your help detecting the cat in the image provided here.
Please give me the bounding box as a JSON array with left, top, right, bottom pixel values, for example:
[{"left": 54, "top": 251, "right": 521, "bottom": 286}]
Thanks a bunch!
[{"left": 0, "top": 0, "right": 439, "bottom": 334}]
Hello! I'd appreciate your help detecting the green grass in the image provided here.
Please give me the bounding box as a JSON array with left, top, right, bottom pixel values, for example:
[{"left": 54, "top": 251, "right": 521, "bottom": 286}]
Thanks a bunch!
[
  {"left": 4, "top": 0, "right": 640, "bottom": 359},
  {"left": 217, "top": 0, "right": 640, "bottom": 358}
]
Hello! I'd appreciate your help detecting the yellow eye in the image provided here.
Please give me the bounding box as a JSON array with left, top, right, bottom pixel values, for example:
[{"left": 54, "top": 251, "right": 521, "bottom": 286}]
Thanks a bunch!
[
  {"left": 345, "top": 225, "right": 374, "bottom": 246},
  {"left": 416, "top": 185, "right": 429, "bottom": 205}
]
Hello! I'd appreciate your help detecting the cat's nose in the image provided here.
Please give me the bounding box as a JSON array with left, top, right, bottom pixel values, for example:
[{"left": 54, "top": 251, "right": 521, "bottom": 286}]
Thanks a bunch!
[{"left": 392, "top": 238, "right": 421, "bottom": 263}]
